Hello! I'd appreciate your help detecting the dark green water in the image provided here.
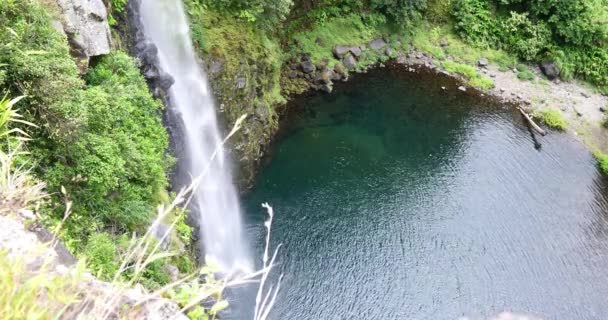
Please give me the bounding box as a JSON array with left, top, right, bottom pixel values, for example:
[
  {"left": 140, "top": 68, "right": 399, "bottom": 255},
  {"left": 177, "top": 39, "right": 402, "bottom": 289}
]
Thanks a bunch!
[{"left": 242, "top": 66, "right": 608, "bottom": 319}]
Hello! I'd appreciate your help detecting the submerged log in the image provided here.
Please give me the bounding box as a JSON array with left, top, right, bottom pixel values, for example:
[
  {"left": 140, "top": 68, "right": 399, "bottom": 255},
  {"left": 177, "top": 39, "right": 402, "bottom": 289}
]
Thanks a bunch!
[{"left": 518, "top": 107, "right": 546, "bottom": 136}]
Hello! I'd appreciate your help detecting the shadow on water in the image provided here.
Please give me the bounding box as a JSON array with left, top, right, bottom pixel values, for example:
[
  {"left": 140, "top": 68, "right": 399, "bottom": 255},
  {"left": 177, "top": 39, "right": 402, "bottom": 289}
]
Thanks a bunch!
[{"left": 229, "top": 65, "right": 608, "bottom": 320}]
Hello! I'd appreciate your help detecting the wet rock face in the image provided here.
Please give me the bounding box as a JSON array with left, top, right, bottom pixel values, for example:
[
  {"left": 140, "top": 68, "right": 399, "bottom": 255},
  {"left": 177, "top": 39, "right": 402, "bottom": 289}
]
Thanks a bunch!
[{"left": 54, "top": 0, "right": 112, "bottom": 73}]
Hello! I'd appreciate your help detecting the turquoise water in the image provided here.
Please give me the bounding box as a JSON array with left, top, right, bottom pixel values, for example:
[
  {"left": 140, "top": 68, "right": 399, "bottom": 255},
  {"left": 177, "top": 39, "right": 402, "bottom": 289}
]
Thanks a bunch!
[{"left": 241, "top": 66, "right": 608, "bottom": 319}]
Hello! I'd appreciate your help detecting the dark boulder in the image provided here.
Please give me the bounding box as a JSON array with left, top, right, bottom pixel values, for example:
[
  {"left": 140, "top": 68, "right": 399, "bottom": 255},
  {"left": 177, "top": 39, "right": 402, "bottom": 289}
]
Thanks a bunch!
[
  {"left": 539, "top": 60, "right": 560, "bottom": 80},
  {"left": 301, "top": 61, "right": 316, "bottom": 73},
  {"left": 343, "top": 54, "right": 357, "bottom": 70},
  {"left": 158, "top": 71, "right": 175, "bottom": 91},
  {"left": 349, "top": 46, "right": 362, "bottom": 58},
  {"left": 333, "top": 45, "right": 351, "bottom": 59}
]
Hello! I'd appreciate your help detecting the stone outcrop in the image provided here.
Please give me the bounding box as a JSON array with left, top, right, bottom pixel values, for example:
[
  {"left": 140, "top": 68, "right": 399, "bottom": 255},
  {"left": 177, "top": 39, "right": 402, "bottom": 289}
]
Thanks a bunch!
[
  {"left": 369, "top": 38, "right": 388, "bottom": 51},
  {"left": 0, "top": 213, "right": 188, "bottom": 320},
  {"left": 53, "top": 0, "right": 112, "bottom": 73}
]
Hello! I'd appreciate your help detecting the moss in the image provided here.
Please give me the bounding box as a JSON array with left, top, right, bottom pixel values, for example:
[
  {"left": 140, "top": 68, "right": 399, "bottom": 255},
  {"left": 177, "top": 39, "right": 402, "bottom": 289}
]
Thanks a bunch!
[
  {"left": 411, "top": 24, "right": 517, "bottom": 68},
  {"left": 441, "top": 60, "right": 494, "bottom": 89},
  {"left": 536, "top": 109, "right": 568, "bottom": 130},
  {"left": 287, "top": 14, "right": 385, "bottom": 65},
  {"left": 185, "top": 5, "right": 285, "bottom": 185},
  {"left": 469, "top": 76, "right": 495, "bottom": 89},
  {"left": 517, "top": 70, "right": 535, "bottom": 81},
  {"left": 412, "top": 25, "right": 446, "bottom": 60},
  {"left": 442, "top": 60, "right": 477, "bottom": 78}
]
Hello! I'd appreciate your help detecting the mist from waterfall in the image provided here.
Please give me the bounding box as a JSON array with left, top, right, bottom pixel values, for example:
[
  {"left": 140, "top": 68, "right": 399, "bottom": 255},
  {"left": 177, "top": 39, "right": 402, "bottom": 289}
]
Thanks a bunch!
[{"left": 138, "top": 0, "right": 251, "bottom": 272}]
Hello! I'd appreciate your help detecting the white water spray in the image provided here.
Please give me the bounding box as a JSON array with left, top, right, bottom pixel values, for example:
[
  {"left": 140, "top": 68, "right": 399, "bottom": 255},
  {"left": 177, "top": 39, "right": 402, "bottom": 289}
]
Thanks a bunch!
[{"left": 139, "top": 0, "right": 251, "bottom": 272}]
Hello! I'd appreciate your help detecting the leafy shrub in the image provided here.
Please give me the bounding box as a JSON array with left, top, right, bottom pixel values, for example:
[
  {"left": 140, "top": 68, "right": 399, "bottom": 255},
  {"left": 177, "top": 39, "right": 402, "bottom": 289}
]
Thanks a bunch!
[
  {"left": 426, "top": 0, "right": 452, "bottom": 23},
  {"left": 42, "top": 52, "right": 170, "bottom": 235},
  {"left": 1, "top": 0, "right": 170, "bottom": 248},
  {"left": 452, "top": 0, "right": 608, "bottom": 92},
  {"left": 537, "top": 109, "right": 567, "bottom": 130},
  {"left": 85, "top": 233, "right": 118, "bottom": 279},
  {"left": 0, "top": 0, "right": 84, "bottom": 138},
  {"left": 569, "top": 47, "right": 608, "bottom": 93},
  {"left": 501, "top": 12, "right": 551, "bottom": 61},
  {"left": 453, "top": 0, "right": 500, "bottom": 48},
  {"left": 515, "top": 64, "right": 529, "bottom": 72},
  {"left": 198, "top": 0, "right": 294, "bottom": 28},
  {"left": 370, "top": 0, "right": 427, "bottom": 25}
]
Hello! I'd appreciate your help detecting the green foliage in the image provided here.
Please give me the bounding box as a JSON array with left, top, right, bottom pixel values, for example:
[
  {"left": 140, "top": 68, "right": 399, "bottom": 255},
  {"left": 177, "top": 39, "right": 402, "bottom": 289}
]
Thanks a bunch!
[
  {"left": 111, "top": 0, "right": 128, "bottom": 12},
  {"left": 186, "top": 3, "right": 285, "bottom": 148},
  {"left": 0, "top": 95, "right": 35, "bottom": 145},
  {"left": 166, "top": 263, "right": 229, "bottom": 320},
  {"left": 197, "top": 0, "right": 294, "bottom": 29},
  {"left": 593, "top": 150, "right": 608, "bottom": 175},
  {"left": 370, "top": 0, "right": 427, "bottom": 25},
  {"left": 442, "top": 60, "right": 477, "bottom": 78},
  {"left": 288, "top": 14, "right": 384, "bottom": 63},
  {"left": 0, "top": 250, "right": 81, "bottom": 319},
  {"left": 0, "top": 0, "right": 170, "bottom": 250},
  {"left": 501, "top": 11, "right": 551, "bottom": 61},
  {"left": 0, "top": 0, "right": 84, "bottom": 136},
  {"left": 426, "top": 0, "right": 452, "bottom": 23},
  {"left": 517, "top": 70, "right": 535, "bottom": 81},
  {"left": 469, "top": 75, "right": 495, "bottom": 89},
  {"left": 536, "top": 109, "right": 568, "bottom": 130},
  {"left": 515, "top": 64, "right": 536, "bottom": 80},
  {"left": 108, "top": 0, "right": 128, "bottom": 25},
  {"left": 452, "top": 0, "right": 608, "bottom": 92},
  {"left": 453, "top": 0, "right": 501, "bottom": 48},
  {"left": 175, "top": 213, "right": 194, "bottom": 244},
  {"left": 84, "top": 233, "right": 118, "bottom": 279},
  {"left": 42, "top": 52, "right": 169, "bottom": 238},
  {"left": 412, "top": 26, "right": 446, "bottom": 59},
  {"left": 441, "top": 60, "right": 494, "bottom": 89}
]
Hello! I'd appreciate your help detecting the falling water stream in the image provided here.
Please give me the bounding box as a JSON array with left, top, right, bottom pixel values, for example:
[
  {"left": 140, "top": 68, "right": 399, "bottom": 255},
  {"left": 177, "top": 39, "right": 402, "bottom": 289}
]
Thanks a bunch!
[{"left": 138, "top": 0, "right": 250, "bottom": 272}]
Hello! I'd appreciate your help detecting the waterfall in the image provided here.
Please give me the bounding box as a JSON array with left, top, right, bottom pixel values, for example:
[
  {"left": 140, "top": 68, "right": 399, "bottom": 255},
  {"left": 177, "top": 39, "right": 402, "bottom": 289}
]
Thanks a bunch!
[{"left": 138, "top": 0, "right": 251, "bottom": 272}]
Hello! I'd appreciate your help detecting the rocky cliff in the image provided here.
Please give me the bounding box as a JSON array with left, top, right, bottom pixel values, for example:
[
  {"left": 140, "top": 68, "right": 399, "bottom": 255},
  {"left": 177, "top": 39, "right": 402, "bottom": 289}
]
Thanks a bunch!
[{"left": 52, "top": 0, "right": 112, "bottom": 73}]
